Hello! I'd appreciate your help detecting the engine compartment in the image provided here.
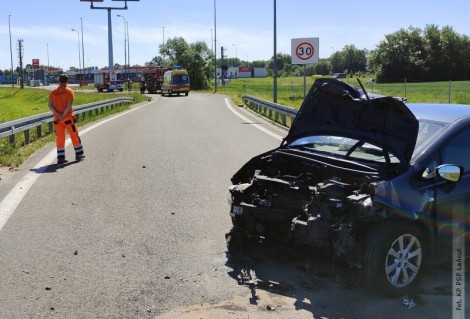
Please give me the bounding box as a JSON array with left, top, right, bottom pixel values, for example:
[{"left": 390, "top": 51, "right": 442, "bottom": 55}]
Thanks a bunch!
[{"left": 229, "top": 170, "right": 379, "bottom": 249}]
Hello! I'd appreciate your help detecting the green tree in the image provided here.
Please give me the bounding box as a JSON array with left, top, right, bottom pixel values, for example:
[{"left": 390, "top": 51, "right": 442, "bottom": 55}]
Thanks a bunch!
[
  {"left": 268, "top": 53, "right": 292, "bottom": 76},
  {"left": 146, "top": 56, "right": 165, "bottom": 66},
  {"left": 331, "top": 45, "right": 367, "bottom": 75},
  {"left": 370, "top": 27, "right": 426, "bottom": 82},
  {"left": 368, "top": 25, "right": 470, "bottom": 82},
  {"left": 251, "top": 60, "right": 268, "bottom": 68},
  {"left": 315, "top": 59, "right": 332, "bottom": 76},
  {"left": 436, "top": 26, "right": 470, "bottom": 80}
]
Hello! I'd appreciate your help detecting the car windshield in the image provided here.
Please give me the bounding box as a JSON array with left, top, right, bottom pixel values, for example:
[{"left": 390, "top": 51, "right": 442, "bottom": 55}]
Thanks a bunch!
[
  {"left": 173, "top": 74, "right": 188, "bottom": 84},
  {"left": 288, "top": 119, "right": 446, "bottom": 164},
  {"left": 288, "top": 136, "right": 399, "bottom": 163}
]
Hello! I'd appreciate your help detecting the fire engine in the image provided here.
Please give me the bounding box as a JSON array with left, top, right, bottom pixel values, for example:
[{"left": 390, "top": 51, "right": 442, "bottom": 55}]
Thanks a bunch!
[
  {"left": 94, "top": 70, "right": 124, "bottom": 92},
  {"left": 140, "top": 67, "right": 168, "bottom": 94}
]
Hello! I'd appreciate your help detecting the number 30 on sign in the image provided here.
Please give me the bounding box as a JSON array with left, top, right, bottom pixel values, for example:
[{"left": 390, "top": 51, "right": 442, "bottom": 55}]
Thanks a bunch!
[{"left": 291, "top": 37, "right": 319, "bottom": 65}]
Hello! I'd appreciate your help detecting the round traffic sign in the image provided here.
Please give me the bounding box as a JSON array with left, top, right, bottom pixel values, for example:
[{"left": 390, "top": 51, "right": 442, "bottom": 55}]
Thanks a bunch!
[{"left": 295, "top": 42, "right": 315, "bottom": 61}]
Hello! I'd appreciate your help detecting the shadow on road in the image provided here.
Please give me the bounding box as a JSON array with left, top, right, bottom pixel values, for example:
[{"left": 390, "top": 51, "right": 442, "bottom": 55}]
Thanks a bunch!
[
  {"left": 29, "top": 160, "right": 81, "bottom": 174},
  {"left": 224, "top": 235, "right": 469, "bottom": 319}
]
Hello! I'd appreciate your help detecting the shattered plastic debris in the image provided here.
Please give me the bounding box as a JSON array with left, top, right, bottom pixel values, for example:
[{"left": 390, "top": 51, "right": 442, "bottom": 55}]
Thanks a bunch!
[{"left": 402, "top": 296, "right": 416, "bottom": 309}]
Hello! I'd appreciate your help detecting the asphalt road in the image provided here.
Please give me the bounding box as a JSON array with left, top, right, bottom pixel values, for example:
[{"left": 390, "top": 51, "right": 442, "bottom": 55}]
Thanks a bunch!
[{"left": 0, "top": 93, "right": 468, "bottom": 319}]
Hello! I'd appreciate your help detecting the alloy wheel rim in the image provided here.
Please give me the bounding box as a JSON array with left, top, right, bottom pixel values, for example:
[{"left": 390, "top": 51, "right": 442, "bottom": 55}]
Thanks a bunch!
[{"left": 385, "top": 233, "right": 422, "bottom": 288}]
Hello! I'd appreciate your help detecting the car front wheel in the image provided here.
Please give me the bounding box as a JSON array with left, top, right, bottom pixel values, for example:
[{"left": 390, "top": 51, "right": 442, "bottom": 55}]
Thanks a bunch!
[{"left": 363, "top": 222, "right": 426, "bottom": 296}]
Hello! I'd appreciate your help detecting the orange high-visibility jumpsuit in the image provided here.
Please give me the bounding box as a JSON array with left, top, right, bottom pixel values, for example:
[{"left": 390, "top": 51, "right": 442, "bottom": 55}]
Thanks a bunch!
[{"left": 48, "top": 84, "right": 84, "bottom": 162}]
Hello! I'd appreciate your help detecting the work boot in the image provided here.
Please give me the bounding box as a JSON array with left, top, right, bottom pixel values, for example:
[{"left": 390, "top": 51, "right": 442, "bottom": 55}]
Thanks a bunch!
[
  {"left": 57, "top": 158, "right": 68, "bottom": 165},
  {"left": 75, "top": 154, "right": 86, "bottom": 161}
]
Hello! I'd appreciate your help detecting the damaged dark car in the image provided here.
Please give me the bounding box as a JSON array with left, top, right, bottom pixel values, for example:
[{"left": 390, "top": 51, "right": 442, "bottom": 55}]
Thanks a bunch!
[{"left": 227, "top": 78, "right": 470, "bottom": 296}]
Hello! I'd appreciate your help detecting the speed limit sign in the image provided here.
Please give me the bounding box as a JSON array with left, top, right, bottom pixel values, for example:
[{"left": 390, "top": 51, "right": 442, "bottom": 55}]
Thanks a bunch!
[{"left": 291, "top": 37, "right": 319, "bottom": 64}]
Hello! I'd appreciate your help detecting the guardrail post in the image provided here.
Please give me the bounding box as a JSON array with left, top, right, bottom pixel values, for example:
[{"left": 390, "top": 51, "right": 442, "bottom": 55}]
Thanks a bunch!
[
  {"left": 24, "top": 129, "right": 30, "bottom": 144},
  {"left": 9, "top": 132, "right": 15, "bottom": 147},
  {"left": 37, "top": 124, "right": 42, "bottom": 138}
]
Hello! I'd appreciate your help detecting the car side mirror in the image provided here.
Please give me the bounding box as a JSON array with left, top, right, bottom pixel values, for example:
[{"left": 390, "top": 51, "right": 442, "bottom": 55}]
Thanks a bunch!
[{"left": 436, "top": 164, "right": 464, "bottom": 183}]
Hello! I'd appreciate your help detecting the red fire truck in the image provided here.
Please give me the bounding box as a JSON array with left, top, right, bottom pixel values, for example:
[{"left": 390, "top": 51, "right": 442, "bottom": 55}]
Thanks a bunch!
[
  {"left": 94, "top": 70, "right": 124, "bottom": 92},
  {"left": 140, "top": 67, "right": 168, "bottom": 94}
]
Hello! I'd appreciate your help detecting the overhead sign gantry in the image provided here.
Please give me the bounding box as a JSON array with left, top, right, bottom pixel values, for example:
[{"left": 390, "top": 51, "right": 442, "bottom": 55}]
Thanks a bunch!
[{"left": 80, "top": 0, "right": 139, "bottom": 69}]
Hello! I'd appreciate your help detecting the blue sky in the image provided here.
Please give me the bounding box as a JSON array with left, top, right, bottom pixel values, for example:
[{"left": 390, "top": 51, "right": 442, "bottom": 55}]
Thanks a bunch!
[{"left": 1, "top": 0, "right": 470, "bottom": 71}]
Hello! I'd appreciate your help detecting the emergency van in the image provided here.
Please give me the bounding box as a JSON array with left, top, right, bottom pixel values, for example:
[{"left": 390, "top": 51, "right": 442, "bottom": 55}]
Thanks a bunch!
[{"left": 161, "top": 69, "right": 190, "bottom": 96}]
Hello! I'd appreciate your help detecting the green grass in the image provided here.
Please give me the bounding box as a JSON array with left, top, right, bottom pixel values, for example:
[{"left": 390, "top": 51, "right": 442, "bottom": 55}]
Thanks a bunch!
[
  {"left": 0, "top": 86, "right": 145, "bottom": 122},
  {"left": 212, "top": 77, "right": 470, "bottom": 108}
]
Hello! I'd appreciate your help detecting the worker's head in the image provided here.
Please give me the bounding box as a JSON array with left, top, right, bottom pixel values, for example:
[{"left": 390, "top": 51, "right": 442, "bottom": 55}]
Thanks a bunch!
[{"left": 59, "top": 74, "right": 69, "bottom": 85}]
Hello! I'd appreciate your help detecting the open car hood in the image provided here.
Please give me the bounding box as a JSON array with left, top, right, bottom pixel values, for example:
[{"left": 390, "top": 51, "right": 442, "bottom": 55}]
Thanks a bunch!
[{"left": 285, "top": 78, "right": 419, "bottom": 165}]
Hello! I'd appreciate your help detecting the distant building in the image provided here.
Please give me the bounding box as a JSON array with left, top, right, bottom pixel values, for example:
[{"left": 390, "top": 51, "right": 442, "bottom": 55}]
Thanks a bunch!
[{"left": 217, "top": 66, "right": 267, "bottom": 79}]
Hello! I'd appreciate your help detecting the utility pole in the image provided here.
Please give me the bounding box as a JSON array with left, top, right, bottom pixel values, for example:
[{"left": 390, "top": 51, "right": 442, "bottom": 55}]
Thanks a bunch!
[
  {"left": 9, "top": 15, "right": 14, "bottom": 86},
  {"left": 17, "top": 39, "right": 24, "bottom": 89},
  {"left": 221, "top": 46, "right": 225, "bottom": 86}
]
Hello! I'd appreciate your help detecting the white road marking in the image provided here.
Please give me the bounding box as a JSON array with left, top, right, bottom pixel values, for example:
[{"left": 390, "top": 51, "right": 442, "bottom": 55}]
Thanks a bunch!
[
  {"left": 224, "top": 98, "right": 283, "bottom": 141},
  {"left": 0, "top": 101, "right": 153, "bottom": 232}
]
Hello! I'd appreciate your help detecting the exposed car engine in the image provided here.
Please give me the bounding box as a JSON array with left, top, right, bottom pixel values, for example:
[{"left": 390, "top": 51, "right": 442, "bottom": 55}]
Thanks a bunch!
[{"left": 229, "top": 171, "right": 378, "bottom": 250}]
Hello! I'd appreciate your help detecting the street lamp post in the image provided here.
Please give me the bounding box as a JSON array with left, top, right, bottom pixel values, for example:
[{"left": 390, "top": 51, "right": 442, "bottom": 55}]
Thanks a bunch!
[
  {"left": 80, "top": 18, "right": 85, "bottom": 76},
  {"left": 214, "top": 0, "right": 217, "bottom": 93},
  {"left": 116, "top": 14, "right": 127, "bottom": 75},
  {"left": 71, "top": 29, "right": 81, "bottom": 81},
  {"left": 46, "top": 43, "right": 49, "bottom": 85},
  {"left": 8, "top": 15, "right": 14, "bottom": 86},
  {"left": 273, "top": 0, "right": 278, "bottom": 103},
  {"left": 126, "top": 21, "right": 130, "bottom": 74}
]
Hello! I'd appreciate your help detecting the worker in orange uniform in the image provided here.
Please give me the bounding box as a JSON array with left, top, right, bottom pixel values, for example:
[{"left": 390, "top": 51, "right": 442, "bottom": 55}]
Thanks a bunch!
[{"left": 48, "top": 74, "right": 85, "bottom": 164}]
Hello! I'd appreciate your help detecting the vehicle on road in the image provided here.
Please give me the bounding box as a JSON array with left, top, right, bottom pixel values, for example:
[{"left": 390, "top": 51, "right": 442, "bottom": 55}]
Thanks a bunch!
[
  {"left": 161, "top": 68, "right": 190, "bottom": 96},
  {"left": 140, "top": 66, "right": 168, "bottom": 94},
  {"left": 94, "top": 71, "right": 124, "bottom": 92},
  {"left": 227, "top": 78, "right": 470, "bottom": 297},
  {"left": 332, "top": 72, "right": 346, "bottom": 78}
]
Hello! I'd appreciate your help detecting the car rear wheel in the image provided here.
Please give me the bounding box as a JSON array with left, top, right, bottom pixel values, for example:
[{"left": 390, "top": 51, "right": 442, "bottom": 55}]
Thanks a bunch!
[{"left": 363, "top": 222, "right": 426, "bottom": 296}]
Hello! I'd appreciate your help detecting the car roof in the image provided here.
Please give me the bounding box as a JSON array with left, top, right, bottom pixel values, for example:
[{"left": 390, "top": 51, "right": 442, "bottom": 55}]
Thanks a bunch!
[{"left": 406, "top": 103, "right": 470, "bottom": 124}]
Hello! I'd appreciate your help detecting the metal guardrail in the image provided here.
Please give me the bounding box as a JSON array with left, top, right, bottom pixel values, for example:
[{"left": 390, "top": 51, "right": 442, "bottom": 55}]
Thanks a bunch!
[
  {"left": 0, "top": 97, "right": 134, "bottom": 146},
  {"left": 242, "top": 94, "right": 298, "bottom": 128}
]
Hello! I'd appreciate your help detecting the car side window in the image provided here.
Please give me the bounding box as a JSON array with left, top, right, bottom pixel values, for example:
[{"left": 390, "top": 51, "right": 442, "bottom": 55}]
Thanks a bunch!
[{"left": 441, "top": 127, "right": 470, "bottom": 172}]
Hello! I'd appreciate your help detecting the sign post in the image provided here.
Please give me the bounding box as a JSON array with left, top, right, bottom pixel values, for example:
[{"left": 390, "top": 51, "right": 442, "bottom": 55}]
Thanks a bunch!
[{"left": 291, "top": 37, "right": 319, "bottom": 98}]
